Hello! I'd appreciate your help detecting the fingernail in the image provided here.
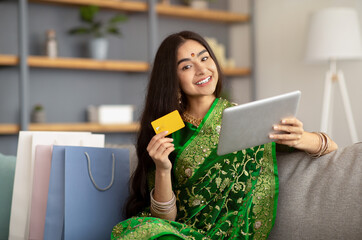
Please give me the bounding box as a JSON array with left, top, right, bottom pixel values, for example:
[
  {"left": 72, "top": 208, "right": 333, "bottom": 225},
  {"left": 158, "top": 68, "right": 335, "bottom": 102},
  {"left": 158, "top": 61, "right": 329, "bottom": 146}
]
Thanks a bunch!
[
  {"left": 269, "top": 134, "right": 275, "bottom": 138},
  {"left": 273, "top": 125, "right": 278, "bottom": 130},
  {"left": 282, "top": 120, "right": 286, "bottom": 124}
]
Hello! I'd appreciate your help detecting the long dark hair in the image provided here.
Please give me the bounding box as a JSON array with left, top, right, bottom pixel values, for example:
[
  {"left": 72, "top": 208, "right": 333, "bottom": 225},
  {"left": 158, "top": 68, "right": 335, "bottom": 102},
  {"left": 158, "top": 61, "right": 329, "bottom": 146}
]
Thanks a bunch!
[{"left": 125, "top": 31, "right": 224, "bottom": 218}]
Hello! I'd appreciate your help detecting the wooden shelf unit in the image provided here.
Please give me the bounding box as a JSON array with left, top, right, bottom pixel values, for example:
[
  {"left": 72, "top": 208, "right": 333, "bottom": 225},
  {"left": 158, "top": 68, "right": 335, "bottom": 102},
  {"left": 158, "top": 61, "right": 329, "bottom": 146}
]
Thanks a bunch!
[
  {"left": 0, "top": 122, "right": 140, "bottom": 135},
  {"left": 0, "top": 1, "right": 251, "bottom": 138}
]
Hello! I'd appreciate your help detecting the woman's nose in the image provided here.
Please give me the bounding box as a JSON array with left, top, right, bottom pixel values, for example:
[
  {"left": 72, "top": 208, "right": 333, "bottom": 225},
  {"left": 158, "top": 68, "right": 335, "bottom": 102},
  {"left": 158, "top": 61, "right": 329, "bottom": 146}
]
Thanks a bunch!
[{"left": 194, "top": 62, "right": 206, "bottom": 75}]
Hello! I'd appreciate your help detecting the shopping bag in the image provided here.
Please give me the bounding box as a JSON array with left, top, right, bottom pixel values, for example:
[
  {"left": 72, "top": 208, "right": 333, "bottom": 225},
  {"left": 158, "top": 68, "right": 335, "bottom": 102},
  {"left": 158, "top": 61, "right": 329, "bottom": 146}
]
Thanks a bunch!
[
  {"left": 44, "top": 145, "right": 130, "bottom": 240},
  {"left": 28, "top": 145, "right": 52, "bottom": 240},
  {"left": 9, "top": 131, "right": 104, "bottom": 240},
  {"left": 64, "top": 146, "right": 130, "bottom": 240},
  {"left": 0, "top": 153, "right": 16, "bottom": 240},
  {"left": 43, "top": 146, "right": 66, "bottom": 240}
]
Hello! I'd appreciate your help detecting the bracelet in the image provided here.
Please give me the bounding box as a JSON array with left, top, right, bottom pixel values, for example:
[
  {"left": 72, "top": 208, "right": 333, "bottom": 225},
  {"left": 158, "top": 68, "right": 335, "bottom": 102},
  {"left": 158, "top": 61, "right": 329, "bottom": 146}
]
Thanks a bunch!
[
  {"left": 307, "top": 132, "right": 330, "bottom": 158},
  {"left": 150, "top": 188, "right": 176, "bottom": 215}
]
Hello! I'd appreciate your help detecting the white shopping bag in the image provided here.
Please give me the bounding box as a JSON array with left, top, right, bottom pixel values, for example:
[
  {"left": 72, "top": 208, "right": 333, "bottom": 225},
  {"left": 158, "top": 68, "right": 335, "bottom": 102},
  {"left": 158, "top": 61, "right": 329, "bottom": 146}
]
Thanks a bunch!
[{"left": 9, "top": 131, "right": 104, "bottom": 240}]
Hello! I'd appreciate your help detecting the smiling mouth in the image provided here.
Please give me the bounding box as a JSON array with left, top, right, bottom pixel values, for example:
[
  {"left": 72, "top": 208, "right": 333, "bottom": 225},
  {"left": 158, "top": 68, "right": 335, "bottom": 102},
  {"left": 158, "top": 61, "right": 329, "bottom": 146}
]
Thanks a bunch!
[{"left": 195, "top": 76, "right": 211, "bottom": 85}]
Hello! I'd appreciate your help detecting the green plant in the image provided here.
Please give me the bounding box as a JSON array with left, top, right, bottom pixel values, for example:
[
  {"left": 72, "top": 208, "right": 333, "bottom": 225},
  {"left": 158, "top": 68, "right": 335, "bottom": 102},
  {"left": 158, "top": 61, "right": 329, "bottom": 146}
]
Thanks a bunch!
[
  {"left": 33, "top": 104, "right": 44, "bottom": 112},
  {"left": 69, "top": 5, "right": 127, "bottom": 38}
]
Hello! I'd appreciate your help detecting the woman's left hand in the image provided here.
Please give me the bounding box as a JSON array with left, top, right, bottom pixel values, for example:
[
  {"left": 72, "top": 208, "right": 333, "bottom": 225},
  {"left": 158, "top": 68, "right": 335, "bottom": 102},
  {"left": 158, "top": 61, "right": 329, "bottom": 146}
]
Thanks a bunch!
[{"left": 269, "top": 117, "right": 304, "bottom": 148}]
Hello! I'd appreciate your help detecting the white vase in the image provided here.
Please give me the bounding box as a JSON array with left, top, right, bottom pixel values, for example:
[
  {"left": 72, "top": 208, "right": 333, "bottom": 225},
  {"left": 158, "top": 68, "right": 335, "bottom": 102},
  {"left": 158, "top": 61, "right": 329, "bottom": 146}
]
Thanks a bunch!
[
  {"left": 89, "top": 38, "right": 108, "bottom": 60},
  {"left": 190, "top": 0, "right": 208, "bottom": 9},
  {"left": 31, "top": 111, "right": 46, "bottom": 123}
]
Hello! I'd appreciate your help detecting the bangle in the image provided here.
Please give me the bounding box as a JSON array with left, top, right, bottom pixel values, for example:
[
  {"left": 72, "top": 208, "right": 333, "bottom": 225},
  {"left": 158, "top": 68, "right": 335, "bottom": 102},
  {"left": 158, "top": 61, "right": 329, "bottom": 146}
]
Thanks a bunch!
[
  {"left": 150, "top": 188, "right": 176, "bottom": 215},
  {"left": 307, "top": 132, "right": 330, "bottom": 158},
  {"left": 320, "top": 132, "right": 330, "bottom": 155}
]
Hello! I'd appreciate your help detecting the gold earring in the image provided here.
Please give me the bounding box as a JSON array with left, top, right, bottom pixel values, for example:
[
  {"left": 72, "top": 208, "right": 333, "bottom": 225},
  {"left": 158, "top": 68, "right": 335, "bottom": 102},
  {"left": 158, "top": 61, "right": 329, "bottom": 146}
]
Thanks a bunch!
[{"left": 178, "top": 91, "right": 182, "bottom": 104}]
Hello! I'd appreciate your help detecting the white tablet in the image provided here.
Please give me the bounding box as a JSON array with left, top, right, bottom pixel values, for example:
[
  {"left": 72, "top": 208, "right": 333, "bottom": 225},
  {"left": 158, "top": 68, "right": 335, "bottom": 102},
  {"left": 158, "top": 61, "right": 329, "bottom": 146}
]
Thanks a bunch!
[{"left": 217, "top": 91, "right": 301, "bottom": 156}]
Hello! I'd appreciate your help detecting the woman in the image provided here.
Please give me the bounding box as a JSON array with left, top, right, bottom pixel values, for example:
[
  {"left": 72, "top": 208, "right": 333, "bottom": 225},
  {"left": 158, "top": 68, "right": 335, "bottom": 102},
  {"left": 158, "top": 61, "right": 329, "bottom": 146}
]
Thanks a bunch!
[{"left": 111, "top": 31, "right": 338, "bottom": 239}]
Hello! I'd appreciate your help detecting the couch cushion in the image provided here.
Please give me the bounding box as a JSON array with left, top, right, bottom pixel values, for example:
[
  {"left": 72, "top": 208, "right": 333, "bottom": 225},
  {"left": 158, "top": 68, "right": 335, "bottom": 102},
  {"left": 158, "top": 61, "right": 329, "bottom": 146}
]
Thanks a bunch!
[{"left": 268, "top": 143, "right": 362, "bottom": 240}]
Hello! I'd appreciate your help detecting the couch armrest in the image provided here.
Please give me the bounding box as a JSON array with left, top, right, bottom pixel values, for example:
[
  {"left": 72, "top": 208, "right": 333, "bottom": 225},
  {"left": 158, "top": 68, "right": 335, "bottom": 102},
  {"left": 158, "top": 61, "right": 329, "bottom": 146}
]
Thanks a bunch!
[{"left": 268, "top": 143, "right": 362, "bottom": 240}]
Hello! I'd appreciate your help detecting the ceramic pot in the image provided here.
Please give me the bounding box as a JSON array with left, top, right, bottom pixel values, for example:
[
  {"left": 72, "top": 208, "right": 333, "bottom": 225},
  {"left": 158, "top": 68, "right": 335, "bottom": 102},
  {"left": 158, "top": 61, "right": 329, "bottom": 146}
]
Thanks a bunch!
[
  {"left": 89, "top": 38, "right": 108, "bottom": 60},
  {"left": 31, "top": 111, "right": 46, "bottom": 123}
]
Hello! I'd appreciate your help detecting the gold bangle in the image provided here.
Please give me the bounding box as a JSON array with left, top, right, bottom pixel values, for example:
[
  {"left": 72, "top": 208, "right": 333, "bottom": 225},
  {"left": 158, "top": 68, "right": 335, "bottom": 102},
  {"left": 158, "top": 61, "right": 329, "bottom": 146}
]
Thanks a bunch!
[
  {"left": 319, "top": 132, "right": 330, "bottom": 156},
  {"left": 307, "top": 132, "right": 325, "bottom": 158}
]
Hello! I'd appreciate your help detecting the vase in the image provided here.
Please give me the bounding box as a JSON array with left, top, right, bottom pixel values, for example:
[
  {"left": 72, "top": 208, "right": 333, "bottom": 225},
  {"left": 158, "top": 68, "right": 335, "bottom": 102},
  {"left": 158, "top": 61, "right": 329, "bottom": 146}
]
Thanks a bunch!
[
  {"left": 31, "top": 111, "right": 46, "bottom": 123},
  {"left": 190, "top": 0, "right": 208, "bottom": 9},
  {"left": 89, "top": 38, "right": 108, "bottom": 60}
]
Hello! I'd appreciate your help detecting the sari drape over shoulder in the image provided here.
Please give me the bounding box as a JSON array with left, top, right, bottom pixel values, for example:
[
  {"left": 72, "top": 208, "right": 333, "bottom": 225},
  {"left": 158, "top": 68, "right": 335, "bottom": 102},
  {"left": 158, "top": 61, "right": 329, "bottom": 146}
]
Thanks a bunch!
[{"left": 112, "top": 98, "right": 279, "bottom": 240}]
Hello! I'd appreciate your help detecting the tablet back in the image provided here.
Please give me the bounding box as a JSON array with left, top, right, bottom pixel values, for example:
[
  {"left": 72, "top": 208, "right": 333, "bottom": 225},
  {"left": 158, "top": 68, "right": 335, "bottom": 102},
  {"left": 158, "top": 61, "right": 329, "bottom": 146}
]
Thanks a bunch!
[{"left": 217, "top": 91, "right": 301, "bottom": 156}]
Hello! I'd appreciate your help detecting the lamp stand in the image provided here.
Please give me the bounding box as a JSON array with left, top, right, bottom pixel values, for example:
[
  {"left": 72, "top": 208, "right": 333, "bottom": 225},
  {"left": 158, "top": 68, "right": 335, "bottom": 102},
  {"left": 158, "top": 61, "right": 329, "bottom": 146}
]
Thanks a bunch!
[{"left": 320, "top": 60, "right": 359, "bottom": 143}]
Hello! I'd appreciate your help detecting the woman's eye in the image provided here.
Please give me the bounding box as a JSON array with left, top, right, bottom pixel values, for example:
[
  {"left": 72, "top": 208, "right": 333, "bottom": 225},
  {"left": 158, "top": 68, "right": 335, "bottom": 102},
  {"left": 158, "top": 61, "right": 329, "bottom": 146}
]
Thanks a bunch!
[
  {"left": 182, "top": 65, "right": 191, "bottom": 71},
  {"left": 201, "top": 56, "right": 208, "bottom": 61}
]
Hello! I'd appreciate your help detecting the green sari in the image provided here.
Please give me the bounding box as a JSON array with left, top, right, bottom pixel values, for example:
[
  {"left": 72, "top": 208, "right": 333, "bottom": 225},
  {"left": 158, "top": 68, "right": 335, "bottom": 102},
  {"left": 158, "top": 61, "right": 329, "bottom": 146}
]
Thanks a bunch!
[{"left": 112, "top": 98, "right": 279, "bottom": 240}]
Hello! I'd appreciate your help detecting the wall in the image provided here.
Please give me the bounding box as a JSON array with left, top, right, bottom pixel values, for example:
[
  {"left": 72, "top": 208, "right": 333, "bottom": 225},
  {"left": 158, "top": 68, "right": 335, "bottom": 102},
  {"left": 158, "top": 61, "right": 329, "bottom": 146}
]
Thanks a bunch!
[{"left": 254, "top": 0, "right": 362, "bottom": 147}]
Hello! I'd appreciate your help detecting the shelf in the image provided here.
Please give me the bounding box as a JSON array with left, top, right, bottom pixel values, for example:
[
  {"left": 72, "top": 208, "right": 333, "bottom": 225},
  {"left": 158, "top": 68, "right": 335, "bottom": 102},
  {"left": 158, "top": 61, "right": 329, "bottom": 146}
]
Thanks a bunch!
[
  {"left": 0, "top": 55, "right": 149, "bottom": 72},
  {"left": 0, "top": 124, "right": 19, "bottom": 135},
  {"left": 156, "top": 4, "right": 249, "bottom": 23},
  {"left": 0, "top": 122, "right": 140, "bottom": 135},
  {"left": 29, "top": 0, "right": 249, "bottom": 23},
  {"left": 0, "top": 55, "right": 250, "bottom": 76},
  {"left": 30, "top": 0, "right": 147, "bottom": 12},
  {"left": 0, "top": 55, "right": 17, "bottom": 65},
  {"left": 223, "top": 67, "right": 251, "bottom": 76}
]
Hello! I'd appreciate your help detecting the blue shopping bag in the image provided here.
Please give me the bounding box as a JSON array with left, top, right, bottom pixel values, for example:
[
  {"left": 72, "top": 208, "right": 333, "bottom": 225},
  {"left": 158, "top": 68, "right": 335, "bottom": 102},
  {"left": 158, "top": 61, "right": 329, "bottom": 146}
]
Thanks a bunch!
[{"left": 44, "top": 146, "right": 130, "bottom": 240}]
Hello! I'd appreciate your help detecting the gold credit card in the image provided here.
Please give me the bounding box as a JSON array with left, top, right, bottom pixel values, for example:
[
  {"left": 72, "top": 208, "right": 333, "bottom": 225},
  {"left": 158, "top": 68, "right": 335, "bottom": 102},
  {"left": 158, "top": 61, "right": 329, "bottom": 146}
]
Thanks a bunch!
[{"left": 151, "top": 110, "right": 185, "bottom": 135}]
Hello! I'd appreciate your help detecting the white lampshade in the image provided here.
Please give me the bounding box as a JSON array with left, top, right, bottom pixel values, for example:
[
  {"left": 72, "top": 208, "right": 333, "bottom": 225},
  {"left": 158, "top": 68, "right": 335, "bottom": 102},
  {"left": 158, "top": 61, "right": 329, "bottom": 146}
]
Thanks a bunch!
[{"left": 306, "top": 7, "right": 362, "bottom": 62}]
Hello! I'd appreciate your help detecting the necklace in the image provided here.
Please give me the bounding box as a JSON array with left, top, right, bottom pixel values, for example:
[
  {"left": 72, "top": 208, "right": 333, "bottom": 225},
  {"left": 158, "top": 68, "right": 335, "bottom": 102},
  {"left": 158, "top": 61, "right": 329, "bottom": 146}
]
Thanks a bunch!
[{"left": 182, "top": 111, "right": 203, "bottom": 127}]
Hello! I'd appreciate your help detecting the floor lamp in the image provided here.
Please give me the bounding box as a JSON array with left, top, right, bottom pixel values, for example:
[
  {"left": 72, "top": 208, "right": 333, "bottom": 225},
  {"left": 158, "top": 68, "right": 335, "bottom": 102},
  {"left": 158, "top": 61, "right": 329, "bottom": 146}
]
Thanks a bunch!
[{"left": 306, "top": 7, "right": 361, "bottom": 143}]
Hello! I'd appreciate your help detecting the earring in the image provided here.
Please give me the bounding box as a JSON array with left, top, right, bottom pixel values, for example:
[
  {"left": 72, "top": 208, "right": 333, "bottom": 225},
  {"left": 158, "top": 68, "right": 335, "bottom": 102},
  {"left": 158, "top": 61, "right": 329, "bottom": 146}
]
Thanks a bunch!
[{"left": 177, "top": 91, "right": 182, "bottom": 104}]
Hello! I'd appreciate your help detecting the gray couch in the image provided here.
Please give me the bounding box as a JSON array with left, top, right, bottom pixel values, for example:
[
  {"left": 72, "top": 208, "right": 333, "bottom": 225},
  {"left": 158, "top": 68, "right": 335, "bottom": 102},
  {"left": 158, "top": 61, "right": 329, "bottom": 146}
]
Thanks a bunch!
[
  {"left": 124, "top": 143, "right": 362, "bottom": 239},
  {"left": 268, "top": 143, "right": 362, "bottom": 240}
]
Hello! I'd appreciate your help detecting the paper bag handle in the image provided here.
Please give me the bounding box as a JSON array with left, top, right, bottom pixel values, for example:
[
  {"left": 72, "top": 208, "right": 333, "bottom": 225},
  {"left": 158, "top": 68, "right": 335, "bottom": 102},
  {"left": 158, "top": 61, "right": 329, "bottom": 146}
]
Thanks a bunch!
[{"left": 84, "top": 152, "right": 115, "bottom": 191}]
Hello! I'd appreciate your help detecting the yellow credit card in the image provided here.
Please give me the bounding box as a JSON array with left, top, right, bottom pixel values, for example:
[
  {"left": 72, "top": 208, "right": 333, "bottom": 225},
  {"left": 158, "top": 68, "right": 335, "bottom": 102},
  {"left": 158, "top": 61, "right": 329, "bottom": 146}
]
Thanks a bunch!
[{"left": 151, "top": 110, "right": 185, "bottom": 135}]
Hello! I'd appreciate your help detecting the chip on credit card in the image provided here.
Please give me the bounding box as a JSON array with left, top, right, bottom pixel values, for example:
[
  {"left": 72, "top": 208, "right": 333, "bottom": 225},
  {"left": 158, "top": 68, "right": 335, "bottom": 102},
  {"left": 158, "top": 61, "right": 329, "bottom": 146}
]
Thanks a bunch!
[{"left": 151, "top": 110, "right": 185, "bottom": 135}]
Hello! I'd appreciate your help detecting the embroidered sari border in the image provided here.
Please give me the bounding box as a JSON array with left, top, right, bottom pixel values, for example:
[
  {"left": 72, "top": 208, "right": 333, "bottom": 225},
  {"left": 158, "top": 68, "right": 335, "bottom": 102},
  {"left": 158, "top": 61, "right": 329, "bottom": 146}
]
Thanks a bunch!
[
  {"left": 173, "top": 98, "right": 220, "bottom": 177},
  {"left": 271, "top": 141, "right": 279, "bottom": 234}
]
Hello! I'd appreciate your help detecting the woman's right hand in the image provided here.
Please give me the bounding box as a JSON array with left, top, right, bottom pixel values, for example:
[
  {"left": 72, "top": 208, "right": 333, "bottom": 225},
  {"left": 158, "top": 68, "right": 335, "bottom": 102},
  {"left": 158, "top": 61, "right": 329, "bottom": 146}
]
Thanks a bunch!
[{"left": 147, "top": 131, "right": 175, "bottom": 171}]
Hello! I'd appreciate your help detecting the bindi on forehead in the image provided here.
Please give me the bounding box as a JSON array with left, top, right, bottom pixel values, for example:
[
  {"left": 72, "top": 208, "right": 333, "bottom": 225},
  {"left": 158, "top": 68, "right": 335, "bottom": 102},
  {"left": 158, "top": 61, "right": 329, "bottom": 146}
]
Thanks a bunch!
[{"left": 177, "top": 49, "right": 208, "bottom": 66}]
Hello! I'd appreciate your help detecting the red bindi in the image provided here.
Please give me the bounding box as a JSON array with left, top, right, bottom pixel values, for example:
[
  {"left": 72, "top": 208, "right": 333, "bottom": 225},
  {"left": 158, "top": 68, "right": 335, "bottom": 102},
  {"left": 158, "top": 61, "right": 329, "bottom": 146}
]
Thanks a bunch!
[{"left": 191, "top": 53, "right": 195, "bottom": 57}]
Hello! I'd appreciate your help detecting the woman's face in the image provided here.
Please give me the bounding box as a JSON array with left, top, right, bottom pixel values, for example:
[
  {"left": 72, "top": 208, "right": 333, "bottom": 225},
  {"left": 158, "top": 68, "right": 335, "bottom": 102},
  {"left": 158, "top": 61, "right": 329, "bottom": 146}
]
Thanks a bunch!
[{"left": 176, "top": 40, "right": 218, "bottom": 99}]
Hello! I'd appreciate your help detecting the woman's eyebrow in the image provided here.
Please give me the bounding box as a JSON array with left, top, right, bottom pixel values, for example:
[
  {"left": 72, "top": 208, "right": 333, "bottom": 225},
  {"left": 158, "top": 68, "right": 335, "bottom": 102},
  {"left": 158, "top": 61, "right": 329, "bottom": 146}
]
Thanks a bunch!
[{"left": 177, "top": 49, "right": 208, "bottom": 66}]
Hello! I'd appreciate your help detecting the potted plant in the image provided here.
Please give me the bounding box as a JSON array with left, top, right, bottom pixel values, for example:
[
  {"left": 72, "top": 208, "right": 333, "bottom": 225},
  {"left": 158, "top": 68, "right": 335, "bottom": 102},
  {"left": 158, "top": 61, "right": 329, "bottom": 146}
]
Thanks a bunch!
[
  {"left": 68, "top": 5, "right": 127, "bottom": 60},
  {"left": 183, "top": 0, "right": 214, "bottom": 9},
  {"left": 31, "top": 104, "right": 46, "bottom": 123}
]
